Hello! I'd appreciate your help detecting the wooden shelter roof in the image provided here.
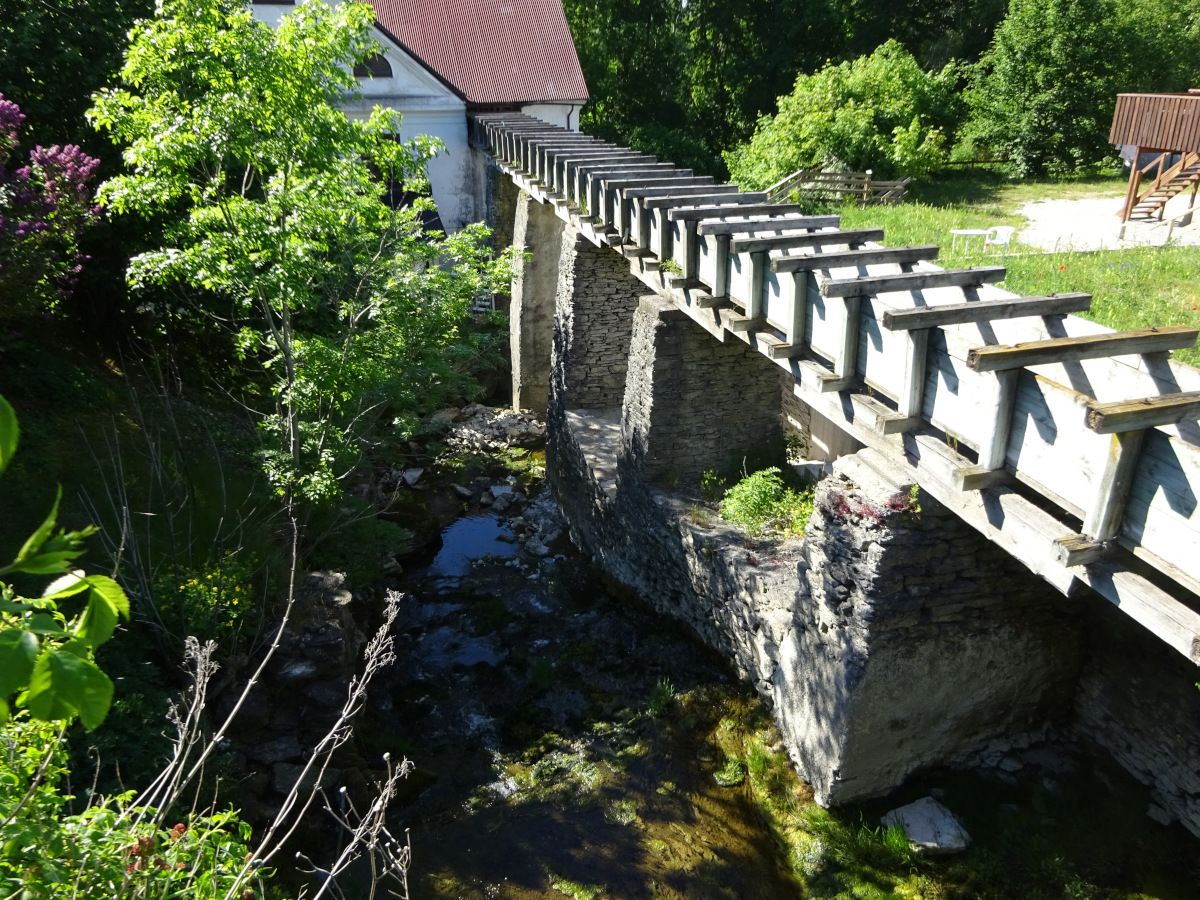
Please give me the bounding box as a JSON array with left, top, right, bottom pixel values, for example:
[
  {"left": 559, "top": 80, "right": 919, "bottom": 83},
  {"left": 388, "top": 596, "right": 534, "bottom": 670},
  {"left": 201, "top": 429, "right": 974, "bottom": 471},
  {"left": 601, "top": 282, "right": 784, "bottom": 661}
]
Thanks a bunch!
[{"left": 1110, "top": 92, "right": 1200, "bottom": 152}]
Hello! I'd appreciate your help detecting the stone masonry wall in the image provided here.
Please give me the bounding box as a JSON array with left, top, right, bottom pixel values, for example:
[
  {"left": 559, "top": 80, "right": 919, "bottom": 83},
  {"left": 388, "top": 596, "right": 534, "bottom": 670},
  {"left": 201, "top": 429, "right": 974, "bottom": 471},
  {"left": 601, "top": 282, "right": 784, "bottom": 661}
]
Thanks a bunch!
[
  {"left": 1075, "top": 599, "right": 1200, "bottom": 832},
  {"left": 622, "top": 295, "right": 784, "bottom": 484},
  {"left": 553, "top": 230, "right": 645, "bottom": 410},
  {"left": 510, "top": 194, "right": 564, "bottom": 413},
  {"left": 551, "top": 354, "right": 1086, "bottom": 807}
]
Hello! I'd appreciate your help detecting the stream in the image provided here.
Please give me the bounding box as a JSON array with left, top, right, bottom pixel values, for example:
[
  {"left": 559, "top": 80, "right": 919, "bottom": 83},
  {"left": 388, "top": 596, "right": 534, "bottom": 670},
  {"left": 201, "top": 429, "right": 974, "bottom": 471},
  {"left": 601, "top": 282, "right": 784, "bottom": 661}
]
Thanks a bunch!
[
  {"left": 362, "top": 483, "right": 801, "bottom": 900},
  {"left": 348, "top": 453, "right": 1200, "bottom": 900}
]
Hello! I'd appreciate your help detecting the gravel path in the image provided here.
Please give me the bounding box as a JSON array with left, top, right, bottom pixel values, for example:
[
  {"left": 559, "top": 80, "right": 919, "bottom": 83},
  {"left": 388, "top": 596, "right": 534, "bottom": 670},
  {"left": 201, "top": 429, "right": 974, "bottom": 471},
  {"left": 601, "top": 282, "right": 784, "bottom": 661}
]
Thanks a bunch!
[{"left": 1016, "top": 195, "right": 1200, "bottom": 252}]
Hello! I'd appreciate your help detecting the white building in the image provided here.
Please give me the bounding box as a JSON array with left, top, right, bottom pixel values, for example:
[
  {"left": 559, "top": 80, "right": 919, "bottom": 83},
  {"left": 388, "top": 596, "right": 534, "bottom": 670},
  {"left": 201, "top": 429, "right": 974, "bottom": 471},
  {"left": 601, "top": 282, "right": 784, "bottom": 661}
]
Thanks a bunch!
[{"left": 252, "top": 0, "right": 588, "bottom": 232}]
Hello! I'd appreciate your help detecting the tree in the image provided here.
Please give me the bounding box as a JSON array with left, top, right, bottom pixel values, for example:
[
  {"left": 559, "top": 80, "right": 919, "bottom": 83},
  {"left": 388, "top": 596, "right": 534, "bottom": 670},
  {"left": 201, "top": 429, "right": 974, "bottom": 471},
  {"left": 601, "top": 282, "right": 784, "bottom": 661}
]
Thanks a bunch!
[
  {"left": 0, "top": 95, "right": 101, "bottom": 313},
  {"left": 964, "top": 0, "right": 1121, "bottom": 176},
  {"left": 725, "top": 41, "right": 963, "bottom": 189},
  {"left": 90, "top": 0, "right": 512, "bottom": 502}
]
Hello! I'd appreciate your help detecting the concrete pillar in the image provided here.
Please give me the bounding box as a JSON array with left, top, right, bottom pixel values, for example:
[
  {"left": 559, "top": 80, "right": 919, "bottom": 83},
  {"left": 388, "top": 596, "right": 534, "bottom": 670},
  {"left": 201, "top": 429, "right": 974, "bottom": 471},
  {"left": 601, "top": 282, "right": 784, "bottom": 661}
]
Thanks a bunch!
[
  {"left": 622, "top": 295, "right": 784, "bottom": 485},
  {"left": 509, "top": 193, "right": 563, "bottom": 413},
  {"left": 551, "top": 229, "right": 645, "bottom": 411}
]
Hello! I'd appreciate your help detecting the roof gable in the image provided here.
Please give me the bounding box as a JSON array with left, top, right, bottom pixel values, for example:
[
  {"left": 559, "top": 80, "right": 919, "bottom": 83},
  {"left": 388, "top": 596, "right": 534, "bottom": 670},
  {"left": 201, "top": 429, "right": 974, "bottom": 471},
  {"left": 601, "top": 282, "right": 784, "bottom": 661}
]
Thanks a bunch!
[{"left": 367, "top": 0, "right": 589, "bottom": 106}]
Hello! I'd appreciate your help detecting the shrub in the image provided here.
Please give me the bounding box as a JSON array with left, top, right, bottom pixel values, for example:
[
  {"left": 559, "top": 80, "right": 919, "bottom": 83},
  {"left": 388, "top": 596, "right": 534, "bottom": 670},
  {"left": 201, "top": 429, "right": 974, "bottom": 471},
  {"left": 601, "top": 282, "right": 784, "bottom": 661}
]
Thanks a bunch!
[
  {"left": 964, "top": 0, "right": 1121, "bottom": 176},
  {"left": 725, "top": 41, "right": 963, "bottom": 188},
  {"left": 719, "top": 467, "right": 814, "bottom": 537}
]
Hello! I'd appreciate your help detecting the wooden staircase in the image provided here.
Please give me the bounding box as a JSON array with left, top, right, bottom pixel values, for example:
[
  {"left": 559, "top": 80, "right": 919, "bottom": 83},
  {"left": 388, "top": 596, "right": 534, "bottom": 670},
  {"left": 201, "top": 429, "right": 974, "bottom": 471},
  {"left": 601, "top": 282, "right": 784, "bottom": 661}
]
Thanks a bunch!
[{"left": 1122, "top": 151, "right": 1200, "bottom": 221}]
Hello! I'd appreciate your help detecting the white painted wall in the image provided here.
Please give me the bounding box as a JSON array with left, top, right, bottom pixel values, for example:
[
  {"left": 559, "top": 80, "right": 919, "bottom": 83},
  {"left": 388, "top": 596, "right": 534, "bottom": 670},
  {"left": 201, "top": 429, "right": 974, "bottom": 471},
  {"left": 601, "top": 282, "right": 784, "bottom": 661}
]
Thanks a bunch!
[{"left": 251, "top": 3, "right": 583, "bottom": 231}]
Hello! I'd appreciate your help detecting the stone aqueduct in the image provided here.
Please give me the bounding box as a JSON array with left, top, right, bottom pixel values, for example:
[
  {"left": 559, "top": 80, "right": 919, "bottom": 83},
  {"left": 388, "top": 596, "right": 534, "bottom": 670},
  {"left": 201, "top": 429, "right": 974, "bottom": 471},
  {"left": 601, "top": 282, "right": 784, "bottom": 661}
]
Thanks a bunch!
[{"left": 471, "top": 114, "right": 1200, "bottom": 834}]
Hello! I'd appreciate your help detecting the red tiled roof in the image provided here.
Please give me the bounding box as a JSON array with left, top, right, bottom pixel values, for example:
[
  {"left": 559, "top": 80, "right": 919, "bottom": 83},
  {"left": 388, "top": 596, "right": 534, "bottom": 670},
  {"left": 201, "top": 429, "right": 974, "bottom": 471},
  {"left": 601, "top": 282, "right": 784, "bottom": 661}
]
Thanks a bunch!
[{"left": 368, "top": 0, "right": 589, "bottom": 106}]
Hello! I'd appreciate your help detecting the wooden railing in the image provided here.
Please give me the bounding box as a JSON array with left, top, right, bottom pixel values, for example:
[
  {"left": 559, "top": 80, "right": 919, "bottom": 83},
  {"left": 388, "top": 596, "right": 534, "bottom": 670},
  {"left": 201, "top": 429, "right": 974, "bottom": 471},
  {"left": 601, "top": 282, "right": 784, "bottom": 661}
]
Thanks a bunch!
[
  {"left": 472, "top": 112, "right": 1200, "bottom": 663},
  {"left": 765, "top": 168, "right": 910, "bottom": 206}
]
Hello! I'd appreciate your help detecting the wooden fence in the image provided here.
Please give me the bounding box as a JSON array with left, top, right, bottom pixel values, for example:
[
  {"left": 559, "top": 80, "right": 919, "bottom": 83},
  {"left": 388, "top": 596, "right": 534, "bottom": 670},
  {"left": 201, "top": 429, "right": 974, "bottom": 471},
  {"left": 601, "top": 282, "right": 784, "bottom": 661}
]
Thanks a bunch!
[
  {"left": 471, "top": 112, "right": 1200, "bottom": 664},
  {"left": 765, "top": 169, "right": 910, "bottom": 206}
]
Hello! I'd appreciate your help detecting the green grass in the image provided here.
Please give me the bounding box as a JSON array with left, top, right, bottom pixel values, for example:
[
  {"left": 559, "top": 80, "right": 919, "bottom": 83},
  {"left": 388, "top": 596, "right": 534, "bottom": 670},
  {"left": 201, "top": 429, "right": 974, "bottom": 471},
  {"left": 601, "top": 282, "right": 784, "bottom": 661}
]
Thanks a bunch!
[{"left": 839, "top": 168, "right": 1200, "bottom": 368}]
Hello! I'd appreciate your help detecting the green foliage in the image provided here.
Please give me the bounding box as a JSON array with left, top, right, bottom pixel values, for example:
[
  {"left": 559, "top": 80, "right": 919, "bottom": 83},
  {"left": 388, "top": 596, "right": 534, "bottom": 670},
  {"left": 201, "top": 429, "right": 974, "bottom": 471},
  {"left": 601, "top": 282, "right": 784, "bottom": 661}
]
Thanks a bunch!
[
  {"left": 726, "top": 41, "right": 963, "bottom": 188},
  {"left": 964, "top": 0, "right": 1121, "bottom": 176},
  {"left": 647, "top": 678, "right": 674, "bottom": 717},
  {"left": 0, "top": 394, "right": 127, "bottom": 731},
  {"left": 152, "top": 551, "right": 258, "bottom": 650},
  {"left": 564, "top": 0, "right": 839, "bottom": 177},
  {"left": 700, "top": 468, "right": 725, "bottom": 502},
  {"left": 713, "top": 756, "right": 746, "bottom": 787},
  {"left": 90, "top": 0, "right": 513, "bottom": 501},
  {"left": 719, "top": 467, "right": 815, "bottom": 537},
  {"left": 0, "top": 716, "right": 265, "bottom": 899}
]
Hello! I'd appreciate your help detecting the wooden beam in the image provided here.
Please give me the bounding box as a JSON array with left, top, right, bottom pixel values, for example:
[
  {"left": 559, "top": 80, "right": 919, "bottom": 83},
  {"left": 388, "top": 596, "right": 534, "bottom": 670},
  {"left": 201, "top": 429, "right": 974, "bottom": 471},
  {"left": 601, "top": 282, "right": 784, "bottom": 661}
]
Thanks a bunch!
[
  {"left": 822, "top": 266, "right": 1007, "bottom": 298},
  {"left": 882, "top": 293, "right": 1093, "bottom": 331},
  {"left": 967, "top": 326, "right": 1199, "bottom": 372},
  {"left": 643, "top": 192, "right": 768, "bottom": 210},
  {"left": 669, "top": 203, "right": 832, "bottom": 221},
  {"left": 730, "top": 228, "right": 884, "bottom": 254},
  {"left": 771, "top": 244, "right": 939, "bottom": 273},
  {"left": 1085, "top": 390, "right": 1200, "bottom": 434},
  {"left": 1053, "top": 535, "right": 1109, "bottom": 567},
  {"left": 622, "top": 184, "right": 740, "bottom": 200},
  {"left": 952, "top": 465, "right": 1009, "bottom": 491},
  {"left": 696, "top": 214, "right": 841, "bottom": 236},
  {"left": 897, "top": 329, "right": 929, "bottom": 419},
  {"left": 1083, "top": 429, "right": 1146, "bottom": 541},
  {"left": 978, "top": 369, "right": 1019, "bottom": 472}
]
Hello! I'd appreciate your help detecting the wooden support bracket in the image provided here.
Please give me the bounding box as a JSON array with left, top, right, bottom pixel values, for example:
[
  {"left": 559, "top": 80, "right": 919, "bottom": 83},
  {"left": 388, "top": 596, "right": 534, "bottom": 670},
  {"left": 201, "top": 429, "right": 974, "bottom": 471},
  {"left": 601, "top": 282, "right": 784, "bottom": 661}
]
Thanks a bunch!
[
  {"left": 1054, "top": 534, "right": 1110, "bottom": 567},
  {"left": 1082, "top": 429, "right": 1146, "bottom": 541},
  {"left": 1085, "top": 390, "right": 1200, "bottom": 434},
  {"left": 967, "top": 326, "right": 1199, "bottom": 372},
  {"left": 952, "top": 465, "right": 1009, "bottom": 491}
]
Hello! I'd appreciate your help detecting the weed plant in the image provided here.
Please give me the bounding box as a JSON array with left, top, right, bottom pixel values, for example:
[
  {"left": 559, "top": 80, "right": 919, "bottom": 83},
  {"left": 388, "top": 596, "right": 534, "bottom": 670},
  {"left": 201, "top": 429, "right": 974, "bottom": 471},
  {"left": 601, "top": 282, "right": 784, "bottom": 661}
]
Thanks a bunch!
[{"left": 719, "top": 467, "right": 815, "bottom": 537}]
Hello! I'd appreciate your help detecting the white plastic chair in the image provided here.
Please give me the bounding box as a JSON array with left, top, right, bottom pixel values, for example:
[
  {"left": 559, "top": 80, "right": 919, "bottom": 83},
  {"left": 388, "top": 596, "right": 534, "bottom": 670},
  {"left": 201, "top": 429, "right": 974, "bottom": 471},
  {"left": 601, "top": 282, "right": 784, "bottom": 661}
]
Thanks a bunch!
[{"left": 985, "top": 225, "right": 1016, "bottom": 252}]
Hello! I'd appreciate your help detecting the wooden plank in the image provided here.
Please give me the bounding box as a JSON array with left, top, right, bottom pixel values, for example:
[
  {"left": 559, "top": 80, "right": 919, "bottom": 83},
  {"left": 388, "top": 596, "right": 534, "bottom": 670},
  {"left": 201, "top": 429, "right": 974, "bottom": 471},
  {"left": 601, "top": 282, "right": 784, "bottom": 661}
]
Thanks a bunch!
[
  {"left": 1083, "top": 430, "right": 1147, "bottom": 541},
  {"left": 622, "top": 184, "right": 739, "bottom": 200},
  {"left": 1086, "top": 390, "right": 1200, "bottom": 434},
  {"left": 967, "top": 326, "right": 1199, "bottom": 372},
  {"left": 882, "top": 293, "right": 1093, "bottom": 331},
  {"left": 643, "top": 192, "right": 768, "bottom": 210},
  {"left": 771, "top": 245, "right": 939, "bottom": 273},
  {"left": 731, "top": 228, "right": 884, "bottom": 254},
  {"left": 823, "top": 266, "right": 1006, "bottom": 298},
  {"left": 669, "top": 203, "right": 830, "bottom": 221},
  {"left": 1076, "top": 559, "right": 1200, "bottom": 663},
  {"left": 696, "top": 214, "right": 841, "bottom": 236}
]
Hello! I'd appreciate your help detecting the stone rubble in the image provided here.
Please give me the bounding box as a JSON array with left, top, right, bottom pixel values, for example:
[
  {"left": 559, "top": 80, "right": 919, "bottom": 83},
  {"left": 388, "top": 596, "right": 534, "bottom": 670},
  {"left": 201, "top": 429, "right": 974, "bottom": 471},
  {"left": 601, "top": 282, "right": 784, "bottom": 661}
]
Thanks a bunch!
[{"left": 444, "top": 403, "right": 546, "bottom": 452}]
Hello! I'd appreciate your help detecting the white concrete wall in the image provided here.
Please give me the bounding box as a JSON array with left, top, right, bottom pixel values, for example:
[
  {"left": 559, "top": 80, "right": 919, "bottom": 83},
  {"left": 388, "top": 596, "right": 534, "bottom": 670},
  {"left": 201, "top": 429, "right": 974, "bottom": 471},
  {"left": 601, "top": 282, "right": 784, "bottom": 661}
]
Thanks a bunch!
[{"left": 521, "top": 103, "right": 583, "bottom": 132}]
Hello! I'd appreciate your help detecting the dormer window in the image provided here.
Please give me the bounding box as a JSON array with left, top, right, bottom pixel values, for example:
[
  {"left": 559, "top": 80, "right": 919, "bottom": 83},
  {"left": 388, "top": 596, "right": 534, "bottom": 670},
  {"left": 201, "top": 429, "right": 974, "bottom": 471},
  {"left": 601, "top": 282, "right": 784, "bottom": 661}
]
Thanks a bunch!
[{"left": 354, "top": 55, "right": 393, "bottom": 78}]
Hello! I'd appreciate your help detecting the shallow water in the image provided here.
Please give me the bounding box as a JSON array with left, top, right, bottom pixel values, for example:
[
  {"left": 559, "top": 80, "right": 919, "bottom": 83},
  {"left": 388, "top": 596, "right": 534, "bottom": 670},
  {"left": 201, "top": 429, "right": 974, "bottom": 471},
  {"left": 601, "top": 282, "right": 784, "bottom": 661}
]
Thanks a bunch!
[
  {"left": 367, "top": 497, "right": 1200, "bottom": 900},
  {"left": 426, "top": 513, "right": 519, "bottom": 577}
]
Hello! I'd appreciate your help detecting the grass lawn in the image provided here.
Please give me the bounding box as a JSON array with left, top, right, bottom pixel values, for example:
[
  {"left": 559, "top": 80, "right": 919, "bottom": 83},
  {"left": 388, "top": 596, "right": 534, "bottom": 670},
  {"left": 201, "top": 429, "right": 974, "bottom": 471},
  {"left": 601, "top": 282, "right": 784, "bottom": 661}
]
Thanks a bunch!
[{"left": 839, "top": 168, "right": 1200, "bottom": 367}]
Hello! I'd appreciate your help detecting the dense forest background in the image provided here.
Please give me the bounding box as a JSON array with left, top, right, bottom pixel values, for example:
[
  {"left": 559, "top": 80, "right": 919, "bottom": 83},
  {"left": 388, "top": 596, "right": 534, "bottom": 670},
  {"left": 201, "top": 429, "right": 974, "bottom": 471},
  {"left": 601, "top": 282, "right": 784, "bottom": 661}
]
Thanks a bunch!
[{"left": 563, "top": 0, "right": 1200, "bottom": 180}]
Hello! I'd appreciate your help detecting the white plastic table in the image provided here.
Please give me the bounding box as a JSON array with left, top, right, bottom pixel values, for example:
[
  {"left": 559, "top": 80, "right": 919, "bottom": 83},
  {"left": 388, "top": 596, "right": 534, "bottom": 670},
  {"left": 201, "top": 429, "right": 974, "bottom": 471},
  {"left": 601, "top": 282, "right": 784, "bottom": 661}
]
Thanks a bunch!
[{"left": 950, "top": 228, "right": 991, "bottom": 255}]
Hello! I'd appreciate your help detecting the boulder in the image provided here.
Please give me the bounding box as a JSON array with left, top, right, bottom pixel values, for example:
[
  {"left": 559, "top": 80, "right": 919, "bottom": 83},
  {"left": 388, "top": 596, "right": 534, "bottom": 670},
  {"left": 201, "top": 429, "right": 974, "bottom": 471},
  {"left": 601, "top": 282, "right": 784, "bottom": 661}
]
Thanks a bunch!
[{"left": 881, "top": 797, "right": 971, "bottom": 854}]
